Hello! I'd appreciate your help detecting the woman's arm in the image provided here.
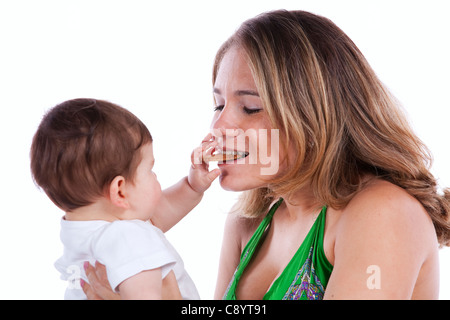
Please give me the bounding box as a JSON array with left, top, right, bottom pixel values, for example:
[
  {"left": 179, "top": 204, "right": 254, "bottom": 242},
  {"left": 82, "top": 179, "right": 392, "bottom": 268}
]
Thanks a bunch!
[
  {"left": 214, "top": 212, "right": 248, "bottom": 299},
  {"left": 324, "top": 180, "right": 436, "bottom": 299}
]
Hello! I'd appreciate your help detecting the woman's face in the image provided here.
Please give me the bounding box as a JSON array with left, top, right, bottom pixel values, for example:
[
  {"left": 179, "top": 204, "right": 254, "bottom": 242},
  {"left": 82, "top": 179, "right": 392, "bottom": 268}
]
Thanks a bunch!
[{"left": 211, "top": 47, "right": 285, "bottom": 191}]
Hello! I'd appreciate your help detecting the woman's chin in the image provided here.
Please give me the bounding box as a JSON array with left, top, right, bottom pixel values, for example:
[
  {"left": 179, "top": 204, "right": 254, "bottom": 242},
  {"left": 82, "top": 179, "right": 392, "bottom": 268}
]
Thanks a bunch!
[{"left": 218, "top": 170, "right": 263, "bottom": 192}]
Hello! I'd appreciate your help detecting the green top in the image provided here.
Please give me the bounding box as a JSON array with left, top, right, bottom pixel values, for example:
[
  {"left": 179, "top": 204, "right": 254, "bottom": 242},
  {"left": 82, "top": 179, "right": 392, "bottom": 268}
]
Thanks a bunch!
[{"left": 223, "top": 198, "right": 333, "bottom": 300}]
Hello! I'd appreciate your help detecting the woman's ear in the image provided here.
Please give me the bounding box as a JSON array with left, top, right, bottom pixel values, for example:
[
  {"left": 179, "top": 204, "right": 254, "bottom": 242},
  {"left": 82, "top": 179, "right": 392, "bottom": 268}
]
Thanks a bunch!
[{"left": 109, "top": 176, "right": 130, "bottom": 209}]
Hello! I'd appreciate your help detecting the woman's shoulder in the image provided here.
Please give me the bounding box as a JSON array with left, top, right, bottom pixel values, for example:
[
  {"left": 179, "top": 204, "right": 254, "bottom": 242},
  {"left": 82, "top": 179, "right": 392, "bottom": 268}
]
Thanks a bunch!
[
  {"left": 344, "top": 178, "right": 428, "bottom": 218},
  {"left": 325, "top": 178, "right": 439, "bottom": 299},
  {"left": 335, "top": 177, "right": 437, "bottom": 251},
  {"left": 224, "top": 211, "right": 265, "bottom": 251}
]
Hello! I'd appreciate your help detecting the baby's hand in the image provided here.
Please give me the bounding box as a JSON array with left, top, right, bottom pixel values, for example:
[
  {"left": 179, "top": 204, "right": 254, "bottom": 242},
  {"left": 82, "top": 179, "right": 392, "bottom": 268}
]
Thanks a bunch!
[{"left": 188, "top": 133, "right": 221, "bottom": 194}]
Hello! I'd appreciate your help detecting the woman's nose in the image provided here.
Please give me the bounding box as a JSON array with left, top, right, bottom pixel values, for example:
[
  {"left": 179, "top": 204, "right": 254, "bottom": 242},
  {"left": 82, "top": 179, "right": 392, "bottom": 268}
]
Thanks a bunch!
[
  {"left": 210, "top": 106, "right": 243, "bottom": 149},
  {"left": 211, "top": 105, "right": 240, "bottom": 134}
]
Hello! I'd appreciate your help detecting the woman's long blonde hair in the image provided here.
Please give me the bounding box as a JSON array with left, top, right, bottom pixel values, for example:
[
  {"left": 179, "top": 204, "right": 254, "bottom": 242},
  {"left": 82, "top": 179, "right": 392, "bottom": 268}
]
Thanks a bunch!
[{"left": 213, "top": 10, "right": 450, "bottom": 246}]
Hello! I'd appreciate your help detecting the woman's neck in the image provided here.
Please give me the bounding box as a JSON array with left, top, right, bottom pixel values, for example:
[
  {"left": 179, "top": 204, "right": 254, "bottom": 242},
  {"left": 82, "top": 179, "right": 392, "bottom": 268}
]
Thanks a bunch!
[{"left": 280, "top": 188, "right": 322, "bottom": 221}]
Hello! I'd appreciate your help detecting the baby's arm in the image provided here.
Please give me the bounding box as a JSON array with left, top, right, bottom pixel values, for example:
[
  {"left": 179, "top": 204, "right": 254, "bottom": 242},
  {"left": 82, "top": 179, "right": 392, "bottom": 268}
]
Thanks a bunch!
[
  {"left": 151, "top": 135, "right": 220, "bottom": 232},
  {"left": 118, "top": 268, "right": 162, "bottom": 300},
  {"left": 83, "top": 263, "right": 182, "bottom": 300}
]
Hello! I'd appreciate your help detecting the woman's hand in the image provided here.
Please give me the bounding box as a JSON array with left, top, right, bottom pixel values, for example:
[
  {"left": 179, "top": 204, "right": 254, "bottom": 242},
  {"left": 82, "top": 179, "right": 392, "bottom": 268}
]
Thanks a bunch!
[{"left": 82, "top": 261, "right": 120, "bottom": 300}]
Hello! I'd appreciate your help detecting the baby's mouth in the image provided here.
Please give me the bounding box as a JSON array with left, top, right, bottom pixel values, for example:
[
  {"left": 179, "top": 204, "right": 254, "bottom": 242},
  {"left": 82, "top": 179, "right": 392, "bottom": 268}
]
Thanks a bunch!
[{"left": 205, "top": 150, "right": 249, "bottom": 162}]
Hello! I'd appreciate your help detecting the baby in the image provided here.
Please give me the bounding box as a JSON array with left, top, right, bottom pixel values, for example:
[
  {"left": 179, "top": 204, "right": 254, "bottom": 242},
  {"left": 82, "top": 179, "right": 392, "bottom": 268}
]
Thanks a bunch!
[{"left": 30, "top": 98, "right": 219, "bottom": 299}]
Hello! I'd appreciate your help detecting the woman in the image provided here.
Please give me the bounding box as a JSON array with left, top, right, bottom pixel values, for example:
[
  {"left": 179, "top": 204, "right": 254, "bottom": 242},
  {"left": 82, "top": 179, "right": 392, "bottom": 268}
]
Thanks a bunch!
[{"left": 84, "top": 10, "right": 450, "bottom": 299}]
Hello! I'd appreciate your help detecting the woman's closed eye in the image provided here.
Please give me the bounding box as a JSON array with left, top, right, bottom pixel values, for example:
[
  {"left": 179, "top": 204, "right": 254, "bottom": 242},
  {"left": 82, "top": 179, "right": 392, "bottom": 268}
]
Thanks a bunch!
[
  {"left": 243, "top": 106, "right": 262, "bottom": 115},
  {"left": 213, "top": 105, "right": 262, "bottom": 115},
  {"left": 214, "top": 105, "right": 224, "bottom": 112}
]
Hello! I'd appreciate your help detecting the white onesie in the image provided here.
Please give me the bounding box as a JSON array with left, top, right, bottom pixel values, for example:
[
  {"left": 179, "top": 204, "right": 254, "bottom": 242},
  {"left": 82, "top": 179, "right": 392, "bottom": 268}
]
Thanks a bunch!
[{"left": 54, "top": 218, "right": 199, "bottom": 300}]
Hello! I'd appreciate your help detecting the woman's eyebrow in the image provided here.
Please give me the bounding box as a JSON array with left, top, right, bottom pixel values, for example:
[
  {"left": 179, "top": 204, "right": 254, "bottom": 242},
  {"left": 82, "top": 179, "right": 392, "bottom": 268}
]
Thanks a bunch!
[
  {"left": 236, "top": 90, "right": 259, "bottom": 97},
  {"left": 213, "top": 88, "right": 259, "bottom": 97}
]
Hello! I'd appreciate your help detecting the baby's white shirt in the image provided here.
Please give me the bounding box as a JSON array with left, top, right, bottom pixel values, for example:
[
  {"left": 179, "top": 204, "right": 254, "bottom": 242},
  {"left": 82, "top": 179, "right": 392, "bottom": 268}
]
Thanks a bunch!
[{"left": 54, "top": 218, "right": 199, "bottom": 300}]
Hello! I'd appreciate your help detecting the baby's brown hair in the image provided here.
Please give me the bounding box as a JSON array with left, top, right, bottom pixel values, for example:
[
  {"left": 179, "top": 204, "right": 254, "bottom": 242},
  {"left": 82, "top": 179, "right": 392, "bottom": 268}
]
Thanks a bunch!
[{"left": 30, "top": 98, "right": 152, "bottom": 212}]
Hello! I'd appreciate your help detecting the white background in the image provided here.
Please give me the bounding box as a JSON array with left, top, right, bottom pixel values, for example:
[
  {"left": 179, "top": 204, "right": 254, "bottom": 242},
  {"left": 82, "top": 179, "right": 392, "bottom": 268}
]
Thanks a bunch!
[{"left": 0, "top": 0, "right": 449, "bottom": 299}]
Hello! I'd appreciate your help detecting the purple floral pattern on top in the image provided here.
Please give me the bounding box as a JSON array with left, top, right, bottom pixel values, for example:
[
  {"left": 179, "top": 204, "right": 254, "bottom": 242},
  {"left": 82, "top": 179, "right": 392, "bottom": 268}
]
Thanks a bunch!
[{"left": 283, "top": 248, "right": 325, "bottom": 300}]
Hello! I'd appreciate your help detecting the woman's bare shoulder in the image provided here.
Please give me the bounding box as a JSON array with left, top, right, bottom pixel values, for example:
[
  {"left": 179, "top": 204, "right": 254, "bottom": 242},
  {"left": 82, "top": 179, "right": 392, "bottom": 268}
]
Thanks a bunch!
[
  {"left": 346, "top": 178, "right": 429, "bottom": 216},
  {"left": 325, "top": 178, "right": 438, "bottom": 299},
  {"left": 336, "top": 178, "right": 437, "bottom": 254},
  {"left": 214, "top": 209, "right": 265, "bottom": 299},
  {"left": 224, "top": 211, "right": 264, "bottom": 249}
]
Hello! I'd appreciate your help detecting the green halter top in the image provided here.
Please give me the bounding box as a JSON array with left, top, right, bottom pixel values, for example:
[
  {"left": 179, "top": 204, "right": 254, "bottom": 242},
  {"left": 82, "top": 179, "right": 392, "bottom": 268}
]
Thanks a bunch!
[{"left": 223, "top": 198, "right": 333, "bottom": 300}]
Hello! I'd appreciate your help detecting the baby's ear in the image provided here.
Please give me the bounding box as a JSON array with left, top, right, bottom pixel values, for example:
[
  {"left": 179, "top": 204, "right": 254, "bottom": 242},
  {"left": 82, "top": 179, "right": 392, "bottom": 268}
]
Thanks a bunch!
[{"left": 109, "top": 176, "right": 130, "bottom": 209}]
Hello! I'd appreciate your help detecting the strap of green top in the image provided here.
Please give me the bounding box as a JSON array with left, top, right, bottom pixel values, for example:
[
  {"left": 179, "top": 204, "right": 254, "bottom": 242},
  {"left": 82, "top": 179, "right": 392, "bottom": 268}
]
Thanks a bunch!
[
  {"left": 265, "top": 205, "right": 331, "bottom": 299},
  {"left": 223, "top": 198, "right": 333, "bottom": 300},
  {"left": 223, "top": 198, "right": 283, "bottom": 299}
]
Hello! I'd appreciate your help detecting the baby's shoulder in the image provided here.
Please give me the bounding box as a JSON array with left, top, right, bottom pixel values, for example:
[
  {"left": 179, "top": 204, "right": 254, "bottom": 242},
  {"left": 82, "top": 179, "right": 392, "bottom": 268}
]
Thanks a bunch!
[
  {"left": 103, "top": 219, "right": 159, "bottom": 234},
  {"left": 92, "top": 220, "right": 166, "bottom": 253}
]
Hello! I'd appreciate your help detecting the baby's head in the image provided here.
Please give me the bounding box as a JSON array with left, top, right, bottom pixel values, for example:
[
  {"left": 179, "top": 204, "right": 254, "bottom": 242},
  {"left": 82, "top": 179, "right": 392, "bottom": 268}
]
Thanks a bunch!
[{"left": 30, "top": 98, "right": 153, "bottom": 213}]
